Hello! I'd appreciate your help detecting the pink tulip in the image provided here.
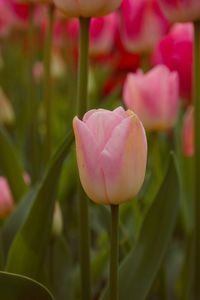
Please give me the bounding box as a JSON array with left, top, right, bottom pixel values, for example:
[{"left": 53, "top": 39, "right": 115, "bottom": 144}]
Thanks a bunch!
[
  {"left": 0, "top": 0, "right": 14, "bottom": 37},
  {"left": 66, "top": 13, "right": 117, "bottom": 55},
  {"left": 90, "top": 13, "right": 117, "bottom": 55},
  {"left": 73, "top": 107, "right": 147, "bottom": 205},
  {"left": 158, "top": 0, "right": 200, "bottom": 22},
  {"left": 0, "top": 177, "right": 14, "bottom": 219},
  {"left": 123, "top": 65, "right": 179, "bottom": 131},
  {"left": 53, "top": 0, "right": 122, "bottom": 18},
  {"left": 120, "top": 0, "right": 170, "bottom": 53},
  {"left": 152, "top": 23, "right": 193, "bottom": 104},
  {"left": 182, "top": 106, "right": 194, "bottom": 157}
]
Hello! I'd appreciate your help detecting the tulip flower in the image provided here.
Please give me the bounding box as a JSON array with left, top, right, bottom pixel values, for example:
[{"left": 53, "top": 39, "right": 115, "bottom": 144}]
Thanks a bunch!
[
  {"left": 0, "top": 177, "right": 14, "bottom": 219},
  {"left": 53, "top": 0, "right": 122, "bottom": 18},
  {"left": 152, "top": 23, "right": 193, "bottom": 103},
  {"left": 120, "top": 0, "right": 170, "bottom": 53},
  {"left": 123, "top": 65, "right": 179, "bottom": 131},
  {"left": 158, "top": 0, "right": 200, "bottom": 22},
  {"left": 73, "top": 107, "right": 147, "bottom": 205},
  {"left": 0, "top": 0, "right": 14, "bottom": 37},
  {"left": 182, "top": 106, "right": 194, "bottom": 157},
  {"left": 67, "top": 13, "right": 117, "bottom": 55}
]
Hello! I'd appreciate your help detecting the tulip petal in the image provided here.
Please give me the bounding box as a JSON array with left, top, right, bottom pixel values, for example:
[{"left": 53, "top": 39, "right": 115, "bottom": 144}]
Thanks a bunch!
[
  {"left": 100, "top": 113, "right": 147, "bottom": 204},
  {"left": 73, "top": 117, "right": 107, "bottom": 204},
  {"left": 84, "top": 110, "right": 123, "bottom": 151},
  {"left": 113, "top": 106, "right": 128, "bottom": 118}
]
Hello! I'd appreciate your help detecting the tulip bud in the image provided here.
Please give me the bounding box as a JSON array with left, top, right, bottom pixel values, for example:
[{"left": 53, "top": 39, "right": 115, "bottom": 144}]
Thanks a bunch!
[
  {"left": 182, "top": 106, "right": 194, "bottom": 157},
  {"left": 0, "top": 88, "right": 15, "bottom": 126},
  {"left": 120, "top": 0, "right": 170, "bottom": 53},
  {"left": 53, "top": 0, "right": 122, "bottom": 18},
  {"left": 89, "top": 13, "right": 117, "bottom": 55},
  {"left": 123, "top": 65, "right": 179, "bottom": 131},
  {"left": 0, "top": 177, "right": 14, "bottom": 219},
  {"left": 152, "top": 22, "right": 193, "bottom": 104},
  {"left": 67, "top": 13, "right": 117, "bottom": 55},
  {"left": 73, "top": 107, "right": 147, "bottom": 205},
  {"left": 158, "top": 0, "right": 200, "bottom": 22}
]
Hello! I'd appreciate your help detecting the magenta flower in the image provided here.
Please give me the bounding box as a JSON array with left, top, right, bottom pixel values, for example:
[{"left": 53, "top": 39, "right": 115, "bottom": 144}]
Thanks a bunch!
[
  {"left": 67, "top": 13, "right": 118, "bottom": 55},
  {"left": 152, "top": 23, "right": 193, "bottom": 103},
  {"left": 120, "top": 0, "right": 170, "bottom": 53}
]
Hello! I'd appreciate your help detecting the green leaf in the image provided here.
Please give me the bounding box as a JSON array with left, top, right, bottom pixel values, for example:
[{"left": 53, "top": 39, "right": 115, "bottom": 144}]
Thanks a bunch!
[
  {"left": 0, "top": 271, "right": 54, "bottom": 300},
  {"left": 102, "top": 154, "right": 180, "bottom": 300},
  {"left": 1, "top": 188, "right": 37, "bottom": 264},
  {"left": 0, "top": 127, "right": 27, "bottom": 202},
  {"left": 5, "top": 131, "right": 73, "bottom": 279}
]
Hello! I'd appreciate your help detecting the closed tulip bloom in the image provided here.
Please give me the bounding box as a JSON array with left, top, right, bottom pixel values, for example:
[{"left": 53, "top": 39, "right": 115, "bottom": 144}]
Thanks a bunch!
[
  {"left": 120, "top": 0, "right": 170, "bottom": 53},
  {"left": 182, "top": 106, "right": 194, "bottom": 157},
  {"left": 73, "top": 107, "right": 147, "bottom": 205},
  {"left": 90, "top": 13, "right": 117, "bottom": 55},
  {"left": 123, "top": 65, "right": 179, "bottom": 131},
  {"left": 158, "top": 0, "right": 200, "bottom": 22},
  {"left": 152, "top": 23, "right": 193, "bottom": 103},
  {"left": 67, "top": 13, "right": 117, "bottom": 55},
  {"left": 53, "top": 0, "right": 122, "bottom": 18},
  {"left": 0, "top": 177, "right": 14, "bottom": 219}
]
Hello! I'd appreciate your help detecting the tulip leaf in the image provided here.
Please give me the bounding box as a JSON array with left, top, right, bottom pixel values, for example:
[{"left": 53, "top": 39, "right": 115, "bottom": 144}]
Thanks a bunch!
[
  {"left": 102, "top": 154, "right": 180, "bottom": 300},
  {"left": 0, "top": 127, "right": 27, "bottom": 202},
  {"left": 0, "top": 271, "right": 54, "bottom": 300},
  {"left": 1, "top": 188, "right": 37, "bottom": 264},
  {"left": 5, "top": 131, "right": 73, "bottom": 279}
]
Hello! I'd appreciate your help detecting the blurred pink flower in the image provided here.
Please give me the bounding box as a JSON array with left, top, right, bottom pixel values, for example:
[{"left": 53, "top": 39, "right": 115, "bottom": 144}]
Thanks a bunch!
[
  {"left": 119, "top": 0, "right": 170, "bottom": 53},
  {"left": 182, "top": 106, "right": 194, "bottom": 157},
  {"left": 158, "top": 0, "right": 200, "bottom": 22},
  {"left": 0, "top": 0, "right": 14, "bottom": 37},
  {"left": 90, "top": 13, "right": 117, "bottom": 55},
  {"left": 0, "top": 177, "right": 14, "bottom": 219},
  {"left": 66, "top": 13, "right": 117, "bottom": 56},
  {"left": 123, "top": 65, "right": 179, "bottom": 131},
  {"left": 152, "top": 23, "right": 193, "bottom": 104},
  {"left": 73, "top": 107, "right": 147, "bottom": 205}
]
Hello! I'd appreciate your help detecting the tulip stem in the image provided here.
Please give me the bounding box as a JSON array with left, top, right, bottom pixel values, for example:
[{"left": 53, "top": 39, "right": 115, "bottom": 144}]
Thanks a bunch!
[
  {"left": 110, "top": 205, "right": 119, "bottom": 300},
  {"left": 28, "top": 3, "right": 38, "bottom": 183},
  {"left": 77, "top": 18, "right": 90, "bottom": 117},
  {"left": 194, "top": 20, "right": 200, "bottom": 299},
  {"left": 77, "top": 17, "right": 91, "bottom": 300},
  {"left": 44, "top": 3, "right": 55, "bottom": 162}
]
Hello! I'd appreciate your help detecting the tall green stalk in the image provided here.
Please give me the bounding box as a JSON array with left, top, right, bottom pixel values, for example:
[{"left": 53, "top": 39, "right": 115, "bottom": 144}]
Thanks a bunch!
[
  {"left": 28, "top": 3, "right": 37, "bottom": 183},
  {"left": 44, "top": 4, "right": 55, "bottom": 162},
  {"left": 76, "top": 17, "right": 91, "bottom": 300},
  {"left": 110, "top": 205, "right": 119, "bottom": 300},
  {"left": 193, "top": 20, "right": 200, "bottom": 299}
]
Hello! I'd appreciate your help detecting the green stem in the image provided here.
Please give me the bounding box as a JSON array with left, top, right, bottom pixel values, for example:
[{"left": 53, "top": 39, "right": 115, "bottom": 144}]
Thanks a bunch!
[
  {"left": 194, "top": 20, "right": 200, "bottom": 299},
  {"left": 79, "top": 185, "right": 91, "bottom": 300},
  {"left": 76, "top": 17, "right": 91, "bottom": 300},
  {"left": 110, "top": 205, "right": 119, "bottom": 300},
  {"left": 28, "top": 3, "right": 37, "bottom": 183},
  {"left": 44, "top": 4, "right": 55, "bottom": 162},
  {"left": 141, "top": 52, "right": 151, "bottom": 72},
  {"left": 77, "top": 18, "right": 90, "bottom": 118}
]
